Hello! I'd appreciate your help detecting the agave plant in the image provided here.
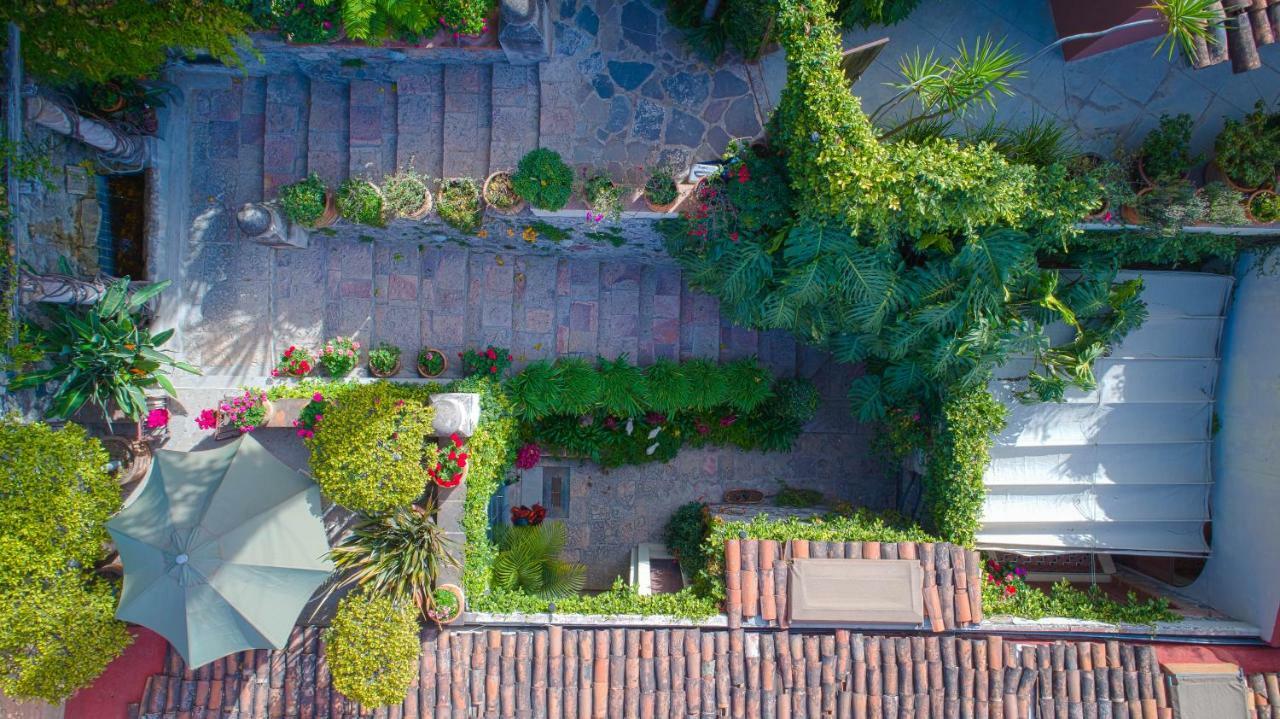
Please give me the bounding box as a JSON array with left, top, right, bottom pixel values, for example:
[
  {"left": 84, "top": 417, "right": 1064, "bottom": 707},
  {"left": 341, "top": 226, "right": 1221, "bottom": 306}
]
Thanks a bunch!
[
  {"left": 492, "top": 521, "right": 586, "bottom": 600},
  {"left": 327, "top": 502, "right": 460, "bottom": 617},
  {"left": 12, "top": 278, "right": 199, "bottom": 422}
]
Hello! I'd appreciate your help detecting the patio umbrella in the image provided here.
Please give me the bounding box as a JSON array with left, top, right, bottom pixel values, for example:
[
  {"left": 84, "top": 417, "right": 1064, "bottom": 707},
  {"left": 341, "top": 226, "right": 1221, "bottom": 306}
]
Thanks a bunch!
[{"left": 107, "top": 433, "right": 334, "bottom": 668}]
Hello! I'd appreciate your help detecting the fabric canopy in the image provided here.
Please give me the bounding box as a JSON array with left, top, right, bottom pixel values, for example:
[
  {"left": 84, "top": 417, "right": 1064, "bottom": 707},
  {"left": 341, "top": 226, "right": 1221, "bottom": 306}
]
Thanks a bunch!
[
  {"left": 107, "top": 434, "right": 334, "bottom": 668},
  {"left": 978, "top": 271, "right": 1232, "bottom": 556}
]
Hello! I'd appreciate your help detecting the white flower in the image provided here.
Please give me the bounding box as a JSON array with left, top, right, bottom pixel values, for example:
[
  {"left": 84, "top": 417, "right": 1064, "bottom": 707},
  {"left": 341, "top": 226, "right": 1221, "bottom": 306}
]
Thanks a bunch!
[
  {"left": 625, "top": 418, "right": 634, "bottom": 435},
  {"left": 646, "top": 442, "right": 658, "bottom": 455},
  {"left": 647, "top": 426, "right": 661, "bottom": 439}
]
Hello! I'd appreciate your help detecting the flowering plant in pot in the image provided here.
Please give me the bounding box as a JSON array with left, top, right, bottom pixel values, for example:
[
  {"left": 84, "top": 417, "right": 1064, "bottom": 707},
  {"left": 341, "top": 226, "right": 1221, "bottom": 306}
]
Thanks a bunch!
[
  {"left": 1248, "top": 190, "right": 1280, "bottom": 224},
  {"left": 198, "top": 390, "right": 269, "bottom": 434},
  {"left": 293, "top": 392, "right": 327, "bottom": 439},
  {"left": 428, "top": 433, "right": 469, "bottom": 488},
  {"left": 273, "top": 345, "right": 314, "bottom": 378},
  {"left": 582, "top": 172, "right": 623, "bottom": 223},
  {"left": 382, "top": 170, "right": 433, "bottom": 220},
  {"left": 278, "top": 173, "right": 336, "bottom": 228},
  {"left": 643, "top": 167, "right": 680, "bottom": 212},
  {"left": 368, "top": 343, "right": 402, "bottom": 378},
  {"left": 460, "top": 345, "right": 512, "bottom": 377},
  {"left": 427, "top": 585, "right": 464, "bottom": 624},
  {"left": 417, "top": 347, "right": 447, "bottom": 377},
  {"left": 437, "top": 178, "right": 483, "bottom": 233},
  {"left": 510, "top": 503, "right": 547, "bottom": 526},
  {"left": 483, "top": 170, "right": 525, "bottom": 214},
  {"left": 319, "top": 336, "right": 360, "bottom": 377}
]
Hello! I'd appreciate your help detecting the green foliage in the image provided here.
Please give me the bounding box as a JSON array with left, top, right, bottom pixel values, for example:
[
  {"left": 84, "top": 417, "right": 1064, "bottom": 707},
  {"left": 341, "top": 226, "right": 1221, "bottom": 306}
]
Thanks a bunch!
[
  {"left": 643, "top": 168, "right": 679, "bottom": 206},
  {"left": 319, "top": 336, "right": 360, "bottom": 377},
  {"left": 837, "top": 0, "right": 923, "bottom": 28},
  {"left": 4, "top": 0, "right": 250, "bottom": 85},
  {"left": 772, "top": 377, "right": 820, "bottom": 425},
  {"left": 325, "top": 592, "right": 421, "bottom": 708},
  {"left": 922, "top": 385, "right": 1005, "bottom": 545},
  {"left": 437, "top": 0, "right": 491, "bottom": 35},
  {"left": 305, "top": 382, "right": 436, "bottom": 512},
  {"left": 272, "top": 0, "right": 343, "bottom": 43},
  {"left": 1250, "top": 192, "right": 1280, "bottom": 223},
  {"left": 337, "top": 179, "right": 385, "bottom": 226},
  {"left": 368, "top": 343, "right": 402, "bottom": 374},
  {"left": 889, "top": 36, "right": 1025, "bottom": 126},
  {"left": 1054, "top": 230, "right": 1238, "bottom": 270},
  {"left": 1214, "top": 101, "right": 1280, "bottom": 190},
  {"left": 328, "top": 502, "right": 460, "bottom": 617},
  {"left": 1140, "top": 114, "right": 1199, "bottom": 182},
  {"left": 526, "top": 220, "right": 573, "bottom": 243},
  {"left": 417, "top": 347, "right": 446, "bottom": 375},
  {"left": 664, "top": 502, "right": 710, "bottom": 575},
  {"left": 708, "top": 509, "right": 937, "bottom": 548},
  {"left": 774, "top": 483, "right": 823, "bottom": 508},
  {"left": 483, "top": 172, "right": 521, "bottom": 210},
  {"left": 381, "top": 170, "right": 430, "bottom": 218},
  {"left": 989, "top": 116, "right": 1077, "bottom": 169},
  {"left": 720, "top": 0, "right": 782, "bottom": 60},
  {"left": 1201, "top": 182, "right": 1248, "bottom": 226},
  {"left": 0, "top": 419, "right": 131, "bottom": 702},
  {"left": 279, "top": 173, "right": 329, "bottom": 226},
  {"left": 491, "top": 522, "right": 586, "bottom": 600},
  {"left": 12, "top": 279, "right": 200, "bottom": 422},
  {"left": 583, "top": 173, "right": 623, "bottom": 222},
  {"left": 983, "top": 577, "right": 1176, "bottom": 626},
  {"left": 473, "top": 579, "right": 720, "bottom": 620},
  {"left": 512, "top": 149, "right": 574, "bottom": 211},
  {"left": 437, "top": 178, "right": 483, "bottom": 233},
  {"left": 1139, "top": 180, "right": 1206, "bottom": 233}
]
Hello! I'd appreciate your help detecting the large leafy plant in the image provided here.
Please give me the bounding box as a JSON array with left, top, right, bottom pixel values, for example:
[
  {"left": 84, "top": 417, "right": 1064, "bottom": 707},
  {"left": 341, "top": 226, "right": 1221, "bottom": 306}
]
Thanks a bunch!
[
  {"left": 12, "top": 279, "right": 200, "bottom": 422},
  {"left": 328, "top": 502, "right": 460, "bottom": 618},
  {"left": 324, "top": 591, "right": 421, "bottom": 708},
  {"left": 1214, "top": 100, "right": 1280, "bottom": 190},
  {"left": 491, "top": 522, "right": 585, "bottom": 600},
  {"left": 512, "top": 149, "right": 574, "bottom": 211}
]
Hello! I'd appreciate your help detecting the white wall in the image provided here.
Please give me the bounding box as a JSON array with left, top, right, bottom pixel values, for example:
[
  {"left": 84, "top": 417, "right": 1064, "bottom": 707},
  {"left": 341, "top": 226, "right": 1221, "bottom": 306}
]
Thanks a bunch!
[{"left": 1187, "top": 254, "right": 1280, "bottom": 642}]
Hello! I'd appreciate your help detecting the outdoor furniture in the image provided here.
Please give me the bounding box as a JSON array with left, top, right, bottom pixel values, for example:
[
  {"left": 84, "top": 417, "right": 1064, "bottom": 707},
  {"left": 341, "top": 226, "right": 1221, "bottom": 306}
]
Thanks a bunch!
[{"left": 107, "top": 433, "right": 334, "bottom": 668}]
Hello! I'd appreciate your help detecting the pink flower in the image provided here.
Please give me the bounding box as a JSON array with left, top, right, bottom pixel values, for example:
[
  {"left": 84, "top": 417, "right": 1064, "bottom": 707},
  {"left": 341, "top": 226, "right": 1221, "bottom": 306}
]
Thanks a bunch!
[
  {"left": 322, "top": 20, "right": 333, "bottom": 29},
  {"left": 516, "top": 443, "right": 541, "bottom": 470},
  {"left": 313, "top": 392, "right": 324, "bottom": 402},
  {"left": 1103, "top": 210, "right": 1113, "bottom": 223},
  {"left": 195, "top": 408, "right": 219, "bottom": 430},
  {"left": 145, "top": 407, "right": 170, "bottom": 429}
]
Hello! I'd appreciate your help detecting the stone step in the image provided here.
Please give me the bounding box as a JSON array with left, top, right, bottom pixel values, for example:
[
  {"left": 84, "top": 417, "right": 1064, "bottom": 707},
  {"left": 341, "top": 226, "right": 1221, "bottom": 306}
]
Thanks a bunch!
[
  {"left": 235, "top": 76, "right": 267, "bottom": 206},
  {"left": 441, "top": 65, "right": 493, "bottom": 179},
  {"left": 306, "top": 78, "right": 350, "bottom": 187},
  {"left": 395, "top": 66, "right": 445, "bottom": 180},
  {"left": 679, "top": 280, "right": 720, "bottom": 360},
  {"left": 348, "top": 79, "right": 398, "bottom": 180},
  {"left": 488, "top": 64, "right": 541, "bottom": 174},
  {"left": 262, "top": 73, "right": 310, "bottom": 196}
]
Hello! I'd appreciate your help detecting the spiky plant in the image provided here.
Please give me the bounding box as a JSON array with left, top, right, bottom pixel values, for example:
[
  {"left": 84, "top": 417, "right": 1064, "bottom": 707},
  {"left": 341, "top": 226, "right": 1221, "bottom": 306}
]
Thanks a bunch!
[
  {"left": 680, "top": 358, "right": 729, "bottom": 411},
  {"left": 551, "top": 357, "right": 601, "bottom": 416},
  {"left": 327, "top": 501, "right": 461, "bottom": 617},
  {"left": 643, "top": 360, "right": 692, "bottom": 416},
  {"left": 491, "top": 522, "right": 586, "bottom": 600},
  {"left": 722, "top": 358, "right": 774, "bottom": 413},
  {"left": 506, "top": 360, "right": 561, "bottom": 421},
  {"left": 595, "top": 355, "right": 648, "bottom": 418}
]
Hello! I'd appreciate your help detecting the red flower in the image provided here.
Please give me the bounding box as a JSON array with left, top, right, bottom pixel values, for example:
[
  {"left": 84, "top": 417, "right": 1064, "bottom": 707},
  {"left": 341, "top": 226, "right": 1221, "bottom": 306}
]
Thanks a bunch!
[
  {"left": 490, "top": 365, "right": 498, "bottom": 373},
  {"left": 506, "top": 354, "right": 512, "bottom": 361},
  {"left": 285, "top": 346, "right": 295, "bottom": 358},
  {"left": 729, "top": 231, "right": 739, "bottom": 242},
  {"left": 448, "top": 449, "right": 457, "bottom": 461},
  {"left": 487, "top": 347, "right": 497, "bottom": 360},
  {"left": 1005, "top": 584, "right": 1017, "bottom": 596},
  {"left": 298, "top": 361, "right": 310, "bottom": 373},
  {"left": 737, "top": 165, "right": 750, "bottom": 183}
]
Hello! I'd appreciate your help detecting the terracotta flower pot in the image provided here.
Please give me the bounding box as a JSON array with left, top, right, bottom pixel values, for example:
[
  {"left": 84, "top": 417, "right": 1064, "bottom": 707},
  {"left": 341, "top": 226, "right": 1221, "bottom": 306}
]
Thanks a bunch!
[
  {"left": 406, "top": 188, "right": 434, "bottom": 221},
  {"left": 314, "top": 190, "right": 340, "bottom": 229},
  {"left": 417, "top": 348, "right": 448, "bottom": 378},
  {"left": 433, "top": 583, "right": 465, "bottom": 625},
  {"left": 1246, "top": 189, "right": 1279, "bottom": 225},
  {"left": 1207, "top": 158, "right": 1271, "bottom": 194},
  {"left": 1083, "top": 198, "right": 1110, "bottom": 222},
  {"left": 483, "top": 171, "right": 526, "bottom": 215},
  {"left": 644, "top": 195, "right": 680, "bottom": 214},
  {"left": 1120, "top": 187, "right": 1153, "bottom": 226},
  {"left": 368, "top": 357, "right": 402, "bottom": 378}
]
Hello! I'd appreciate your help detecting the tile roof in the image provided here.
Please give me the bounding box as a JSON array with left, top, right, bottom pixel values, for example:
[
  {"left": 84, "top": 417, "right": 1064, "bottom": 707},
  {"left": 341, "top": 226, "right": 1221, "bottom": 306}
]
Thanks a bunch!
[
  {"left": 1247, "top": 673, "right": 1280, "bottom": 719},
  {"left": 133, "top": 626, "right": 1175, "bottom": 719},
  {"left": 725, "top": 539, "right": 983, "bottom": 631}
]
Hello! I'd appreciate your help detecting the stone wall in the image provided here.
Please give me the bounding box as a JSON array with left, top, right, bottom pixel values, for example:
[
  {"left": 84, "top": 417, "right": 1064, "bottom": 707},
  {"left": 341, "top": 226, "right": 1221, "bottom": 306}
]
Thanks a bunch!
[{"left": 13, "top": 127, "right": 103, "bottom": 276}]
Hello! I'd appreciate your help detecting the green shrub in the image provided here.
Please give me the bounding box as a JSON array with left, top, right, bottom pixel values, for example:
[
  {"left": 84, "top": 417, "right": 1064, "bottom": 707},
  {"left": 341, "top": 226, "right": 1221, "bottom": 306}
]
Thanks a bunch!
[
  {"left": 1250, "top": 191, "right": 1280, "bottom": 223},
  {"left": 643, "top": 168, "right": 679, "bottom": 206},
  {"left": 0, "top": 418, "right": 131, "bottom": 702},
  {"left": 437, "top": 178, "right": 483, "bottom": 233},
  {"left": 492, "top": 522, "right": 586, "bottom": 600},
  {"left": 1214, "top": 101, "right": 1280, "bottom": 190},
  {"left": 837, "top": 0, "right": 923, "bottom": 28},
  {"left": 337, "top": 178, "right": 385, "bottom": 226},
  {"left": 983, "top": 577, "right": 1175, "bottom": 626},
  {"left": 273, "top": 0, "right": 342, "bottom": 43},
  {"left": 325, "top": 592, "right": 421, "bottom": 708},
  {"left": 368, "top": 343, "right": 402, "bottom": 374},
  {"left": 774, "top": 483, "right": 823, "bottom": 508},
  {"left": 512, "top": 149, "right": 574, "bottom": 211},
  {"left": 664, "top": 502, "right": 709, "bottom": 575},
  {"left": 1138, "top": 179, "right": 1206, "bottom": 233},
  {"left": 278, "top": 173, "right": 329, "bottom": 226},
  {"left": 923, "top": 384, "right": 1006, "bottom": 546},
  {"left": 305, "top": 382, "right": 435, "bottom": 512},
  {"left": 1140, "top": 114, "right": 1199, "bottom": 182},
  {"left": 1201, "top": 182, "right": 1248, "bottom": 226},
  {"left": 11, "top": 279, "right": 200, "bottom": 422},
  {"left": 439, "top": 0, "right": 493, "bottom": 35},
  {"left": 381, "top": 171, "right": 431, "bottom": 218}
]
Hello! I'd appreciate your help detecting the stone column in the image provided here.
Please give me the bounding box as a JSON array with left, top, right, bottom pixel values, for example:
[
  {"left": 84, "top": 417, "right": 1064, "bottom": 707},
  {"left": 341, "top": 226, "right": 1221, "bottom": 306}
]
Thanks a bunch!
[{"left": 25, "top": 95, "right": 145, "bottom": 168}]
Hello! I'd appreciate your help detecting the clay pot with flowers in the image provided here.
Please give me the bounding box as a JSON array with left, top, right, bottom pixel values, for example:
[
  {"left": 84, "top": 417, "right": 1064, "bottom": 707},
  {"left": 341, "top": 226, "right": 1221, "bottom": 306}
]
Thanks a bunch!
[
  {"left": 428, "top": 433, "right": 470, "bottom": 489},
  {"left": 459, "top": 345, "right": 513, "bottom": 378},
  {"left": 510, "top": 503, "right": 547, "bottom": 526},
  {"left": 428, "top": 584, "right": 465, "bottom": 625},
  {"left": 417, "top": 347, "right": 448, "bottom": 378},
  {"left": 318, "top": 336, "right": 360, "bottom": 377},
  {"left": 272, "top": 345, "right": 314, "bottom": 378},
  {"left": 196, "top": 390, "right": 271, "bottom": 440}
]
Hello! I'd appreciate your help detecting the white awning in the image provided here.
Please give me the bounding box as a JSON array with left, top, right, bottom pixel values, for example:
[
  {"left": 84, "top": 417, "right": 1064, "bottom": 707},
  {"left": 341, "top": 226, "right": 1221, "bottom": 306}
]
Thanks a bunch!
[{"left": 977, "top": 271, "right": 1232, "bottom": 557}]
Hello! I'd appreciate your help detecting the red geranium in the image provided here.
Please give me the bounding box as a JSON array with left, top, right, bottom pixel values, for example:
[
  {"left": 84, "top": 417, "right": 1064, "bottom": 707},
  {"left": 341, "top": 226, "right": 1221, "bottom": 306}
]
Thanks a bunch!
[{"left": 428, "top": 434, "right": 468, "bottom": 487}]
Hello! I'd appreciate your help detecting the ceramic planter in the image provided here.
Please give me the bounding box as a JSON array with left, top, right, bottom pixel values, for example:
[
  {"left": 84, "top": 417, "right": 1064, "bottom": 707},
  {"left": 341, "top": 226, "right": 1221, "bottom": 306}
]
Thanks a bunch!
[
  {"left": 1246, "top": 189, "right": 1279, "bottom": 224},
  {"left": 1120, "top": 186, "right": 1153, "bottom": 226},
  {"left": 483, "top": 171, "right": 526, "bottom": 215},
  {"left": 406, "top": 187, "right": 434, "bottom": 221},
  {"left": 433, "top": 583, "right": 465, "bottom": 625},
  {"left": 313, "top": 190, "right": 340, "bottom": 229},
  {"left": 644, "top": 193, "right": 680, "bottom": 214},
  {"left": 368, "top": 356, "right": 402, "bottom": 378},
  {"left": 1207, "top": 158, "right": 1272, "bottom": 194},
  {"left": 417, "top": 348, "right": 448, "bottom": 378}
]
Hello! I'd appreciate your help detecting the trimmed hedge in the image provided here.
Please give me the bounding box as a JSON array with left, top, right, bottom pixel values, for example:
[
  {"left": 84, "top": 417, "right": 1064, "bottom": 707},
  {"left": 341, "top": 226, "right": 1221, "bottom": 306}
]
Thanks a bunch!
[{"left": 325, "top": 592, "right": 421, "bottom": 707}]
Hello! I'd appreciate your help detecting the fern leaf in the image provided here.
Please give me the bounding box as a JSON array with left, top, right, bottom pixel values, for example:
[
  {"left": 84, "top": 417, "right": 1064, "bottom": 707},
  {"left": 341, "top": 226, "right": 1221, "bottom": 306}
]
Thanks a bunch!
[{"left": 847, "top": 373, "right": 887, "bottom": 422}]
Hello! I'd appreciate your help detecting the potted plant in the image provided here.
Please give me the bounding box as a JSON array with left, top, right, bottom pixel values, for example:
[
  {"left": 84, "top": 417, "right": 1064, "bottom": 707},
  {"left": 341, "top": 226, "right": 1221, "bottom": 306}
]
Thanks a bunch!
[
  {"left": 582, "top": 172, "right": 623, "bottom": 223},
  {"left": 512, "top": 148, "right": 575, "bottom": 211},
  {"left": 437, "top": 178, "right": 483, "bottom": 233},
  {"left": 1200, "top": 181, "right": 1249, "bottom": 226},
  {"left": 279, "top": 173, "right": 338, "bottom": 228},
  {"left": 293, "top": 392, "right": 327, "bottom": 439},
  {"left": 1211, "top": 100, "right": 1278, "bottom": 192},
  {"left": 273, "top": 345, "right": 315, "bottom": 378},
  {"left": 381, "top": 170, "right": 433, "bottom": 220},
  {"left": 1131, "top": 179, "right": 1206, "bottom": 232},
  {"left": 643, "top": 167, "right": 681, "bottom": 213},
  {"left": 337, "top": 177, "right": 385, "bottom": 226},
  {"left": 197, "top": 390, "right": 271, "bottom": 437},
  {"left": 417, "top": 347, "right": 448, "bottom": 377},
  {"left": 510, "top": 503, "right": 547, "bottom": 526},
  {"left": 428, "top": 584, "right": 464, "bottom": 625},
  {"left": 319, "top": 336, "right": 360, "bottom": 377},
  {"left": 1247, "top": 189, "right": 1280, "bottom": 224},
  {"left": 428, "top": 433, "right": 469, "bottom": 488},
  {"left": 483, "top": 170, "right": 525, "bottom": 215},
  {"left": 460, "top": 345, "right": 512, "bottom": 377},
  {"left": 1138, "top": 113, "right": 1200, "bottom": 186},
  {"left": 368, "top": 343, "right": 403, "bottom": 377}
]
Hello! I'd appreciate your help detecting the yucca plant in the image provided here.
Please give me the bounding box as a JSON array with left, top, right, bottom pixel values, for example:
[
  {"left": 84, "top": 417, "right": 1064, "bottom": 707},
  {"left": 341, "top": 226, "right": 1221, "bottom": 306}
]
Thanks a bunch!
[
  {"left": 552, "top": 357, "right": 601, "bottom": 416},
  {"left": 491, "top": 522, "right": 585, "bottom": 600},
  {"left": 12, "top": 278, "right": 199, "bottom": 422},
  {"left": 327, "top": 501, "right": 461, "bottom": 618},
  {"left": 505, "top": 359, "right": 561, "bottom": 421}
]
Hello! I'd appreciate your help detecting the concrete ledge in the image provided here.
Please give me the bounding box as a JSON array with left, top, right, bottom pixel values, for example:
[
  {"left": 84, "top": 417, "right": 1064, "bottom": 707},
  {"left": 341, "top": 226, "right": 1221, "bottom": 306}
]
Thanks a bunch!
[
  {"left": 462, "top": 611, "right": 729, "bottom": 628},
  {"left": 975, "top": 615, "right": 1261, "bottom": 638}
]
